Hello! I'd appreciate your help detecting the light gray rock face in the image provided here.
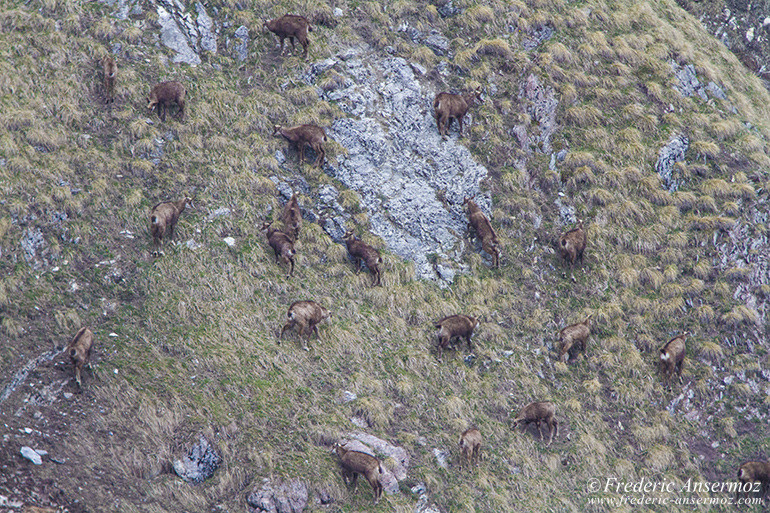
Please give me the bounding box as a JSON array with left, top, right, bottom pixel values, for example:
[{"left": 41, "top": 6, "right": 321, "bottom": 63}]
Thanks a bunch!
[
  {"left": 247, "top": 478, "right": 308, "bottom": 513},
  {"left": 234, "top": 25, "right": 249, "bottom": 62},
  {"left": 655, "top": 133, "right": 689, "bottom": 192},
  {"left": 670, "top": 61, "right": 729, "bottom": 103},
  {"left": 173, "top": 436, "right": 221, "bottom": 483},
  {"left": 156, "top": 0, "right": 218, "bottom": 66},
  {"left": 516, "top": 74, "right": 558, "bottom": 155},
  {"left": 343, "top": 432, "right": 410, "bottom": 494},
  {"left": 303, "top": 48, "right": 491, "bottom": 283}
]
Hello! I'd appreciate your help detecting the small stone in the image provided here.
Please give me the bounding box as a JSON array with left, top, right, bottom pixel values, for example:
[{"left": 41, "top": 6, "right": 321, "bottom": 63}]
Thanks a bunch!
[
  {"left": 350, "top": 416, "right": 368, "bottom": 428},
  {"left": 35, "top": 449, "right": 48, "bottom": 456},
  {"left": 109, "top": 333, "right": 118, "bottom": 337},
  {"left": 333, "top": 7, "right": 343, "bottom": 17},
  {"left": 341, "top": 391, "right": 357, "bottom": 403},
  {"left": 746, "top": 27, "right": 755, "bottom": 42},
  {"left": 24, "top": 428, "right": 32, "bottom": 433},
  {"left": 432, "top": 448, "right": 449, "bottom": 469},
  {"left": 223, "top": 237, "right": 236, "bottom": 247},
  {"left": 21, "top": 446, "right": 42, "bottom": 465}
]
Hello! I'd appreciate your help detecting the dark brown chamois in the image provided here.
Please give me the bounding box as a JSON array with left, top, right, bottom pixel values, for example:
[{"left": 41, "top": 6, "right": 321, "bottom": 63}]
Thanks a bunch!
[
  {"left": 282, "top": 193, "right": 302, "bottom": 242},
  {"left": 434, "top": 314, "right": 479, "bottom": 359},
  {"left": 334, "top": 443, "right": 384, "bottom": 504},
  {"left": 463, "top": 197, "right": 500, "bottom": 267},
  {"left": 559, "top": 219, "right": 587, "bottom": 268},
  {"left": 736, "top": 460, "right": 770, "bottom": 501},
  {"left": 147, "top": 81, "right": 186, "bottom": 121},
  {"left": 273, "top": 124, "right": 327, "bottom": 168},
  {"left": 433, "top": 87, "right": 483, "bottom": 139},
  {"left": 342, "top": 228, "right": 382, "bottom": 287},
  {"left": 67, "top": 327, "right": 94, "bottom": 389},
  {"left": 150, "top": 197, "right": 192, "bottom": 252},
  {"left": 557, "top": 315, "right": 592, "bottom": 362},
  {"left": 659, "top": 331, "right": 688, "bottom": 383},
  {"left": 512, "top": 401, "right": 559, "bottom": 445},
  {"left": 263, "top": 14, "right": 313, "bottom": 59},
  {"left": 102, "top": 55, "right": 117, "bottom": 103},
  {"left": 458, "top": 428, "right": 482, "bottom": 470},
  {"left": 261, "top": 221, "right": 296, "bottom": 278},
  {"left": 279, "top": 300, "right": 330, "bottom": 349}
]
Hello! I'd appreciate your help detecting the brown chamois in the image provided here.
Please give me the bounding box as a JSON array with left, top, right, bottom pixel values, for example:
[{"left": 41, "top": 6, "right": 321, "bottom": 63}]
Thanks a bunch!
[
  {"left": 557, "top": 315, "right": 592, "bottom": 362},
  {"left": 261, "top": 221, "right": 296, "bottom": 277},
  {"left": 334, "top": 443, "right": 384, "bottom": 504},
  {"left": 147, "top": 81, "right": 186, "bottom": 122},
  {"left": 273, "top": 124, "right": 327, "bottom": 168},
  {"left": 433, "top": 87, "right": 483, "bottom": 140},
  {"left": 434, "top": 314, "right": 479, "bottom": 358},
  {"left": 559, "top": 219, "right": 587, "bottom": 268},
  {"left": 279, "top": 300, "right": 330, "bottom": 349},
  {"left": 282, "top": 194, "right": 302, "bottom": 242},
  {"left": 263, "top": 14, "right": 313, "bottom": 59},
  {"left": 736, "top": 460, "right": 770, "bottom": 501},
  {"left": 342, "top": 229, "right": 382, "bottom": 287},
  {"left": 458, "top": 428, "right": 482, "bottom": 470},
  {"left": 102, "top": 55, "right": 117, "bottom": 103},
  {"left": 512, "top": 401, "right": 559, "bottom": 445},
  {"left": 67, "top": 327, "right": 94, "bottom": 389},
  {"left": 659, "top": 331, "right": 688, "bottom": 383},
  {"left": 463, "top": 197, "right": 500, "bottom": 268},
  {"left": 150, "top": 197, "right": 192, "bottom": 252}
]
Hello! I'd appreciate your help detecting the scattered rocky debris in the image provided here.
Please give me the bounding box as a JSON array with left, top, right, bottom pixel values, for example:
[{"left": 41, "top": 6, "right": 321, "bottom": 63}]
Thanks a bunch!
[
  {"left": 522, "top": 24, "right": 554, "bottom": 50},
  {"left": 432, "top": 447, "right": 450, "bottom": 469},
  {"left": 0, "top": 348, "right": 64, "bottom": 405},
  {"left": 655, "top": 133, "right": 689, "bottom": 192},
  {"left": 670, "top": 61, "right": 729, "bottom": 103},
  {"left": 20, "top": 446, "right": 43, "bottom": 465},
  {"left": 234, "top": 25, "right": 249, "bottom": 62},
  {"left": 172, "top": 435, "right": 221, "bottom": 483},
  {"left": 514, "top": 74, "right": 559, "bottom": 155},
  {"left": 247, "top": 478, "right": 308, "bottom": 513},
  {"left": 155, "top": 0, "right": 219, "bottom": 65},
  {"left": 412, "top": 482, "right": 441, "bottom": 513}
]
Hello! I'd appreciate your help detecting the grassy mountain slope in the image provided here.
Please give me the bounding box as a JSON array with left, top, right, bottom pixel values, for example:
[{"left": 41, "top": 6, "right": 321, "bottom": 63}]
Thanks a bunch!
[{"left": 0, "top": 0, "right": 769, "bottom": 511}]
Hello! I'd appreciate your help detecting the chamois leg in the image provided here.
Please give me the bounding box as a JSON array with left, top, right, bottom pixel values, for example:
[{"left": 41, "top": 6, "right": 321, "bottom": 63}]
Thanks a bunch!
[
  {"left": 279, "top": 319, "right": 295, "bottom": 340},
  {"left": 289, "top": 36, "right": 296, "bottom": 54},
  {"left": 457, "top": 115, "right": 464, "bottom": 136}
]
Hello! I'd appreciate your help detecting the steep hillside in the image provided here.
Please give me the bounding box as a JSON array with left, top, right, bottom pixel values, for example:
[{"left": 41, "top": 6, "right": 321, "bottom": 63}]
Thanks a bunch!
[{"left": 1, "top": 0, "right": 769, "bottom": 511}]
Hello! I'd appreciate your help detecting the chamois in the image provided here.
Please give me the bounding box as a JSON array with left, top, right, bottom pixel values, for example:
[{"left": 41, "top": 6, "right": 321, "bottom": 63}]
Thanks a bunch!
[
  {"left": 557, "top": 315, "right": 592, "bottom": 362},
  {"left": 150, "top": 197, "right": 192, "bottom": 253},
  {"left": 458, "top": 428, "right": 482, "bottom": 470},
  {"left": 659, "top": 332, "right": 688, "bottom": 383},
  {"left": 279, "top": 300, "right": 330, "bottom": 349},
  {"left": 282, "top": 194, "right": 302, "bottom": 242},
  {"left": 102, "top": 55, "right": 117, "bottom": 103},
  {"left": 67, "top": 327, "right": 94, "bottom": 389},
  {"left": 147, "top": 81, "right": 186, "bottom": 122},
  {"left": 433, "top": 87, "right": 483, "bottom": 140},
  {"left": 273, "top": 124, "right": 327, "bottom": 168},
  {"left": 559, "top": 219, "right": 587, "bottom": 268},
  {"left": 334, "top": 443, "right": 384, "bottom": 504},
  {"left": 434, "top": 314, "right": 478, "bottom": 358},
  {"left": 261, "top": 221, "right": 296, "bottom": 277},
  {"left": 263, "top": 15, "right": 313, "bottom": 59},
  {"left": 736, "top": 460, "right": 770, "bottom": 501},
  {"left": 512, "top": 401, "right": 559, "bottom": 445},
  {"left": 463, "top": 197, "right": 500, "bottom": 267},
  {"left": 342, "top": 229, "right": 382, "bottom": 287}
]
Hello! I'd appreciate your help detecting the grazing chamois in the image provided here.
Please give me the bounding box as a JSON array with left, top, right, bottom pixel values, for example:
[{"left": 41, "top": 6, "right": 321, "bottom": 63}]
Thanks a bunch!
[
  {"left": 279, "top": 300, "right": 330, "bottom": 349},
  {"left": 334, "top": 443, "right": 384, "bottom": 504},
  {"left": 736, "top": 460, "right": 770, "bottom": 501},
  {"left": 433, "top": 87, "right": 483, "bottom": 139},
  {"left": 512, "top": 401, "right": 558, "bottom": 445},
  {"left": 261, "top": 221, "right": 296, "bottom": 277},
  {"left": 458, "top": 428, "right": 482, "bottom": 470},
  {"left": 557, "top": 315, "right": 592, "bottom": 362},
  {"left": 102, "top": 55, "right": 117, "bottom": 103},
  {"left": 282, "top": 194, "right": 302, "bottom": 242},
  {"left": 342, "top": 229, "right": 382, "bottom": 287},
  {"left": 434, "top": 314, "right": 478, "bottom": 358},
  {"left": 150, "top": 197, "right": 192, "bottom": 253},
  {"left": 463, "top": 197, "right": 500, "bottom": 267},
  {"left": 659, "top": 332, "right": 688, "bottom": 383},
  {"left": 263, "top": 15, "right": 313, "bottom": 59},
  {"left": 67, "top": 327, "right": 94, "bottom": 389},
  {"left": 559, "top": 219, "right": 587, "bottom": 268},
  {"left": 147, "top": 81, "right": 186, "bottom": 122},
  {"left": 273, "top": 124, "right": 327, "bottom": 168}
]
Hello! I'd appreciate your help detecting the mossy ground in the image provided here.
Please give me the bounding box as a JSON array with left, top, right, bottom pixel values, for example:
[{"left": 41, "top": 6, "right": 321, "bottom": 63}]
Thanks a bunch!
[{"left": 0, "top": 0, "right": 768, "bottom": 511}]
